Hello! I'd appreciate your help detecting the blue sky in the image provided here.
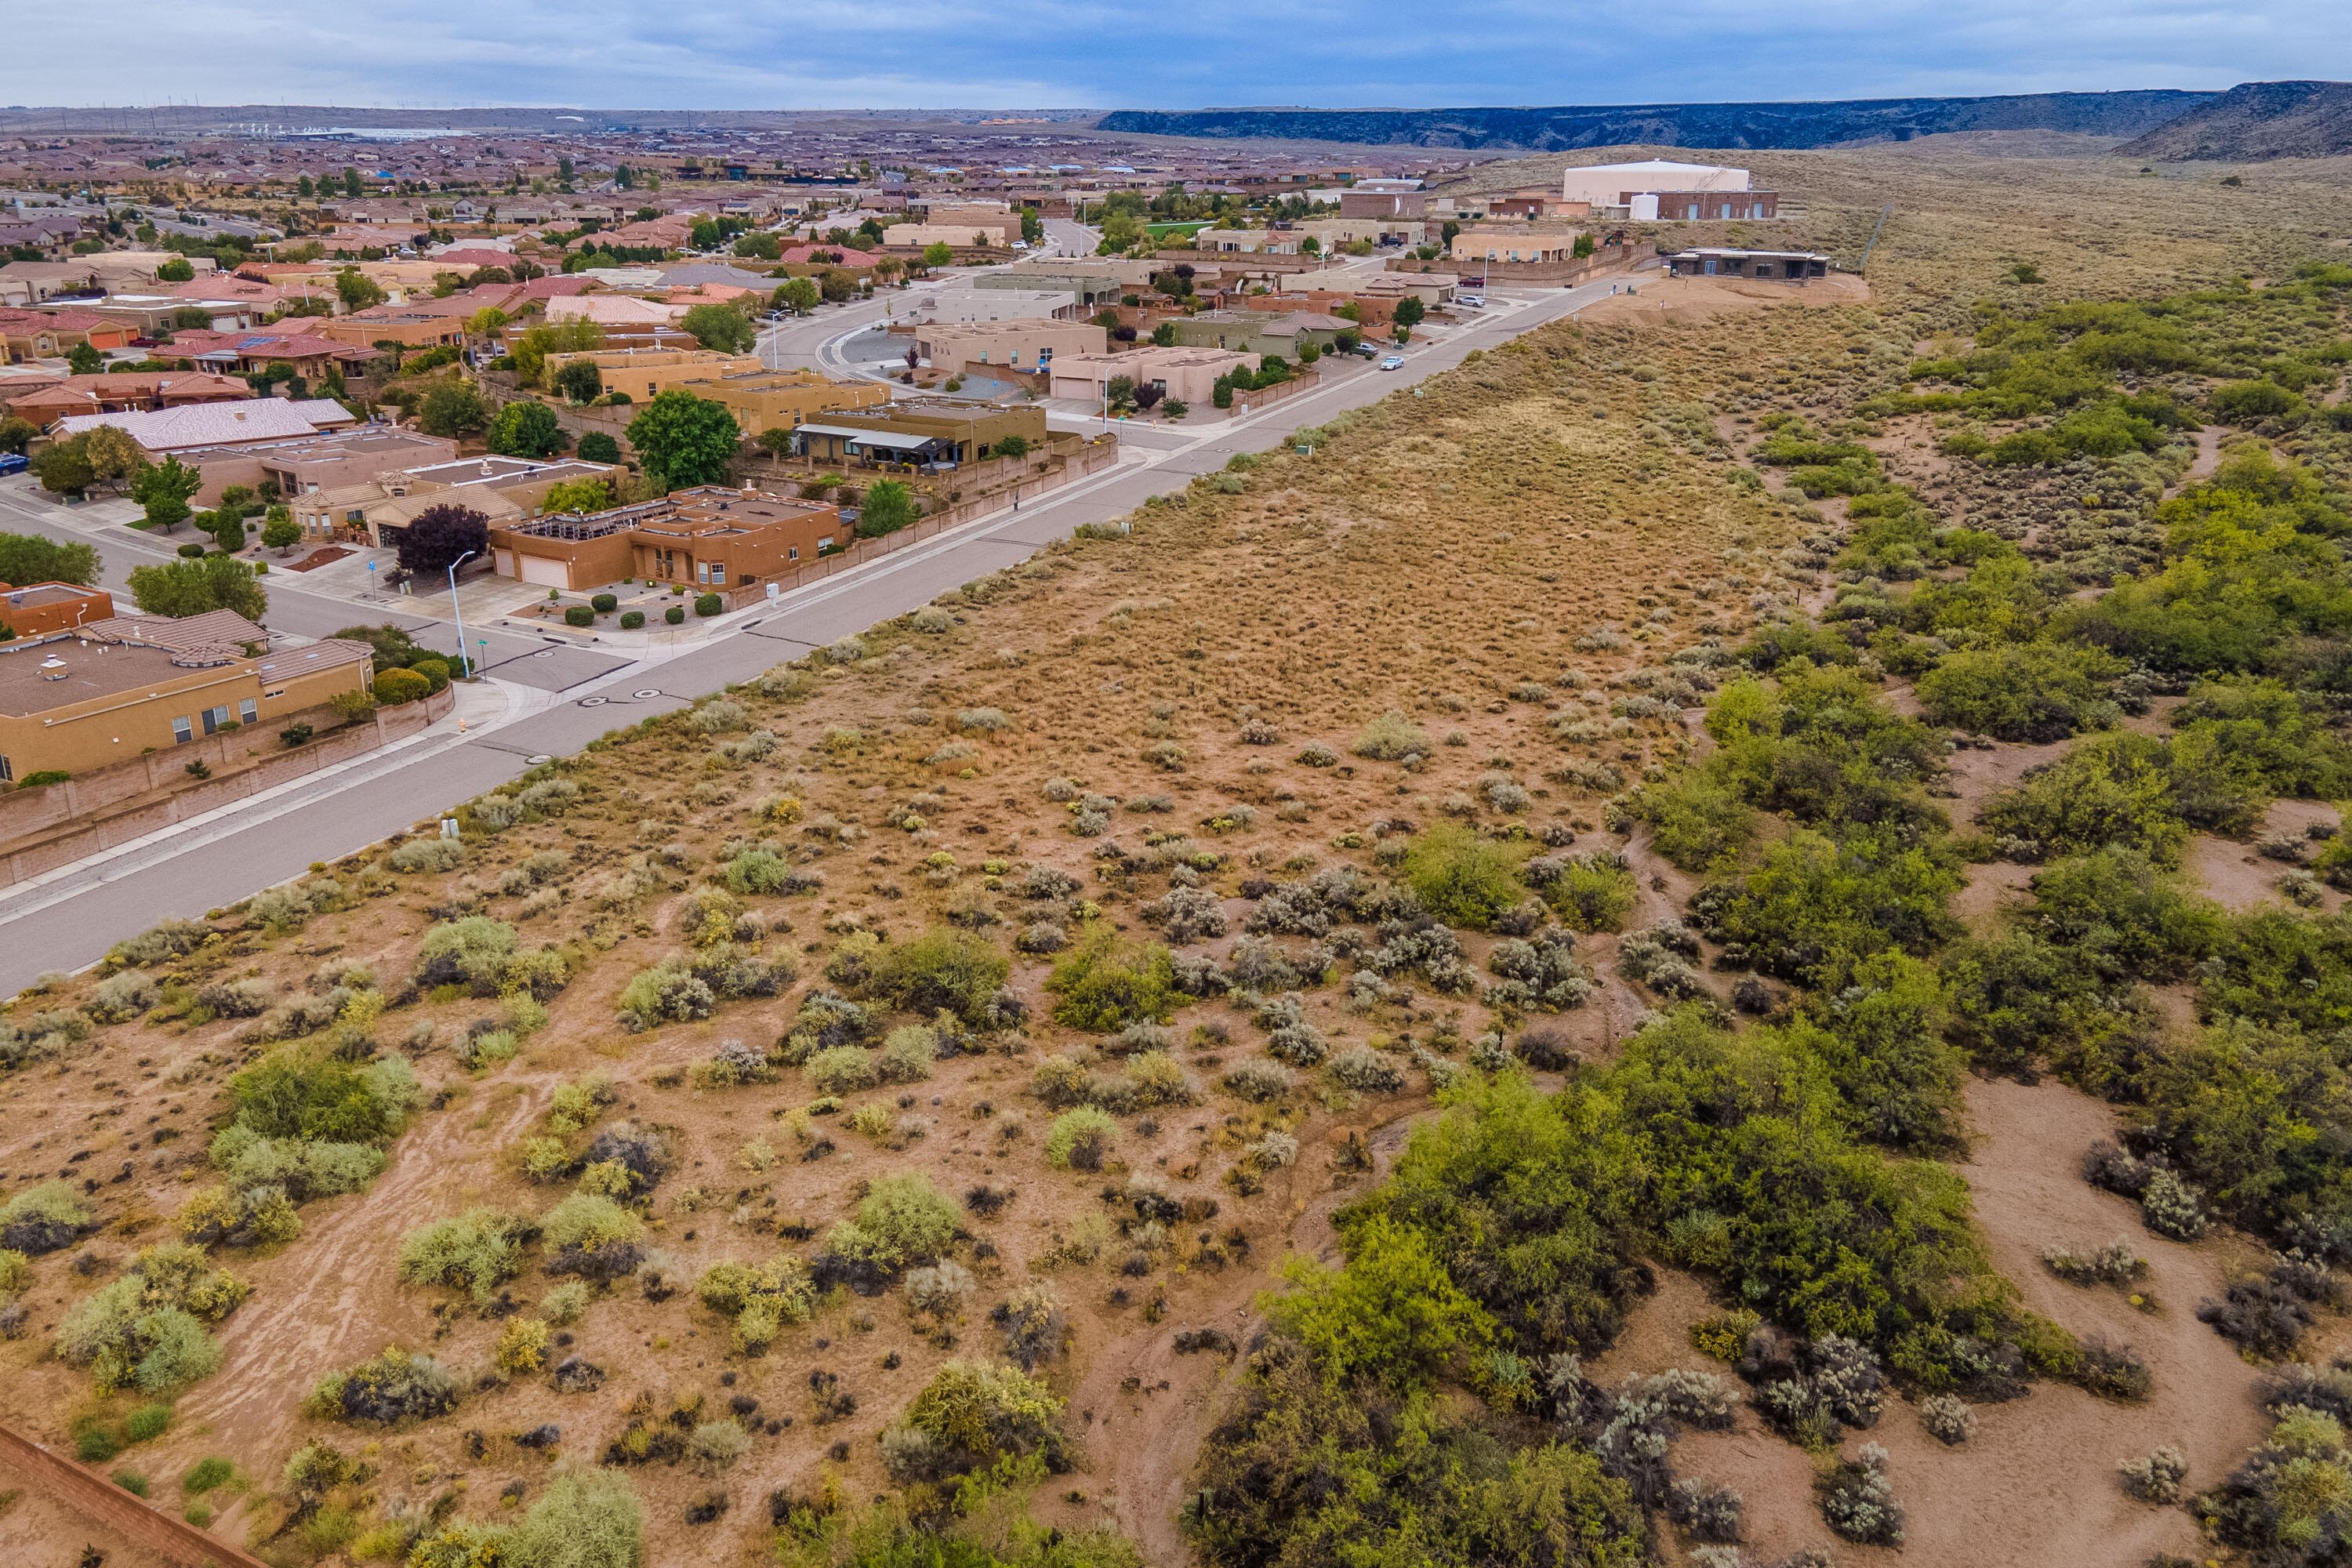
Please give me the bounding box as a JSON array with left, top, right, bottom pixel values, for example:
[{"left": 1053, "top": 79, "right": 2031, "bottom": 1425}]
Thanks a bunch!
[{"left": 15, "top": 0, "right": 2347, "bottom": 111}]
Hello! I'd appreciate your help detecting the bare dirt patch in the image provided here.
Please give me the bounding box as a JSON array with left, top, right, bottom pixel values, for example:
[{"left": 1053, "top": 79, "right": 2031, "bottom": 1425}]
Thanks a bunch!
[{"left": 1576, "top": 271, "right": 1871, "bottom": 328}]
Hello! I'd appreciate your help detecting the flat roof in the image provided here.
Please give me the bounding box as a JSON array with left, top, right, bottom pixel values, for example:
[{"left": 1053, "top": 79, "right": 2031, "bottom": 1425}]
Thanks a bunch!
[{"left": 0, "top": 637, "right": 215, "bottom": 717}]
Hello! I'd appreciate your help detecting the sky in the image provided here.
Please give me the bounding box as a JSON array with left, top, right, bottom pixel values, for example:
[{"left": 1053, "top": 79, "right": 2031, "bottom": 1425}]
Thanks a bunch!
[{"left": 9, "top": 0, "right": 2347, "bottom": 112}]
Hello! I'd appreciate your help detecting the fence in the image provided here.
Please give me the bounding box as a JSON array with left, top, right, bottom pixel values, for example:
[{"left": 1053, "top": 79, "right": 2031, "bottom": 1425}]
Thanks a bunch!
[
  {"left": 706, "top": 436, "right": 1121, "bottom": 615},
  {"left": 0, "top": 1420, "right": 274, "bottom": 1568},
  {"left": 0, "top": 687, "right": 456, "bottom": 888},
  {"left": 1398, "top": 242, "right": 1655, "bottom": 286}
]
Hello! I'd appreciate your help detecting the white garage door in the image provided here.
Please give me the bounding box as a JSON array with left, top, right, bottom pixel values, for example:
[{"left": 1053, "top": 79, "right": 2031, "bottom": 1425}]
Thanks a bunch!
[{"left": 518, "top": 554, "right": 569, "bottom": 589}]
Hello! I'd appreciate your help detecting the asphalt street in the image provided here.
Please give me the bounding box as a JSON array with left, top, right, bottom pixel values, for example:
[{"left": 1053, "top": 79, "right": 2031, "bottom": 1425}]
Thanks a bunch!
[{"left": 0, "top": 255, "right": 1646, "bottom": 989}]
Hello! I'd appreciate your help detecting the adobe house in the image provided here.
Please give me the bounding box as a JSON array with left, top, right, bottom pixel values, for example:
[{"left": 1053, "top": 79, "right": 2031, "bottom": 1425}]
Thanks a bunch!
[
  {"left": 490, "top": 485, "right": 844, "bottom": 592},
  {"left": 1664, "top": 249, "right": 1829, "bottom": 281}
]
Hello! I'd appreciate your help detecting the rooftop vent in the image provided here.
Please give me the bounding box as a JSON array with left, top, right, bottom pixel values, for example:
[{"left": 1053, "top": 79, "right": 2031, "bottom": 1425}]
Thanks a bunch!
[{"left": 38, "top": 655, "right": 67, "bottom": 681}]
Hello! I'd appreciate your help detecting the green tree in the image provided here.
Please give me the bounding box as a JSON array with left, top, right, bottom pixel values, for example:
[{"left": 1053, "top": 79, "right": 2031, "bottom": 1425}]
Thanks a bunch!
[
  {"left": 856, "top": 479, "right": 917, "bottom": 538},
  {"left": 514, "top": 319, "right": 604, "bottom": 385},
  {"left": 206, "top": 509, "right": 249, "bottom": 554},
  {"left": 732, "top": 231, "right": 781, "bottom": 261},
  {"left": 155, "top": 256, "right": 194, "bottom": 283},
  {"left": 1020, "top": 209, "right": 1044, "bottom": 245},
  {"left": 333, "top": 268, "right": 387, "bottom": 312},
  {"left": 487, "top": 401, "right": 569, "bottom": 459},
  {"left": 680, "top": 302, "right": 757, "bottom": 355},
  {"left": 540, "top": 477, "right": 611, "bottom": 515},
  {"left": 131, "top": 455, "right": 204, "bottom": 534},
  {"left": 576, "top": 431, "right": 621, "bottom": 465},
  {"left": 625, "top": 391, "right": 739, "bottom": 488},
  {"left": 262, "top": 511, "right": 301, "bottom": 554},
  {"left": 551, "top": 360, "right": 602, "bottom": 403},
  {"left": 920, "top": 241, "right": 954, "bottom": 270},
  {"left": 127, "top": 556, "right": 266, "bottom": 621},
  {"left": 1151, "top": 321, "right": 1177, "bottom": 347},
  {"left": 0, "top": 533, "right": 98, "bottom": 586},
  {"left": 341, "top": 168, "right": 361, "bottom": 198},
  {"left": 296, "top": 174, "right": 314, "bottom": 198},
  {"left": 1392, "top": 295, "right": 1425, "bottom": 328},
  {"left": 66, "top": 342, "right": 104, "bottom": 376},
  {"left": 770, "top": 278, "right": 820, "bottom": 315},
  {"left": 417, "top": 384, "right": 489, "bottom": 439},
  {"left": 0, "top": 416, "right": 36, "bottom": 455},
  {"left": 1573, "top": 233, "right": 1596, "bottom": 259}
]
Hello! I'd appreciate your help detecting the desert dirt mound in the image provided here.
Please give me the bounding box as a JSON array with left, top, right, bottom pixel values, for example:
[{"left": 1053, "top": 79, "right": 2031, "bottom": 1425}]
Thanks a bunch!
[{"left": 1577, "top": 270, "right": 1871, "bottom": 326}]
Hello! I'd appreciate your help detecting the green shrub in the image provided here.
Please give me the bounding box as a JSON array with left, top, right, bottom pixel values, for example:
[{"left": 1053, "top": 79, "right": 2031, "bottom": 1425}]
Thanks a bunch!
[
  {"left": 396, "top": 1207, "right": 533, "bottom": 1304},
  {"left": 806, "top": 1046, "right": 878, "bottom": 1095},
  {"left": 619, "top": 610, "right": 644, "bottom": 630},
  {"left": 1537, "top": 855, "right": 1639, "bottom": 933},
  {"left": 182, "top": 1456, "right": 233, "bottom": 1494},
  {"left": 2022, "top": 849, "right": 2227, "bottom": 981},
  {"left": 1980, "top": 734, "right": 2195, "bottom": 866},
  {"left": 539, "top": 1193, "right": 644, "bottom": 1279},
  {"left": 865, "top": 927, "right": 1010, "bottom": 1024},
  {"left": 696, "top": 592, "right": 723, "bottom": 617},
  {"left": 1401, "top": 823, "right": 1526, "bottom": 930},
  {"left": 1915, "top": 642, "right": 2124, "bottom": 742},
  {"left": 123, "top": 1403, "right": 172, "bottom": 1443},
  {"left": 590, "top": 593, "right": 618, "bottom": 613},
  {"left": 504, "top": 1468, "right": 644, "bottom": 1568},
  {"left": 1047, "top": 927, "right": 1176, "bottom": 1032},
  {"left": 2, "top": 1180, "right": 91, "bottom": 1254},
  {"left": 1267, "top": 1214, "right": 1494, "bottom": 1392},
  {"left": 666, "top": 605, "right": 684, "bottom": 625},
  {"left": 884, "top": 1359, "right": 1069, "bottom": 1479},
  {"left": 374, "top": 667, "right": 431, "bottom": 705},
  {"left": 77, "top": 1428, "right": 120, "bottom": 1462},
  {"left": 1045, "top": 1107, "right": 1119, "bottom": 1171},
  {"left": 113, "top": 1468, "right": 150, "bottom": 1496},
  {"left": 825, "top": 1173, "right": 960, "bottom": 1274},
  {"left": 1350, "top": 710, "right": 1431, "bottom": 760}
]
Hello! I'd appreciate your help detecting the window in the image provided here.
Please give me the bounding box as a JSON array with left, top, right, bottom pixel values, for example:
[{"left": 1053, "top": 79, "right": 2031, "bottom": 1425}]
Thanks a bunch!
[
  {"left": 787, "top": 546, "right": 799, "bottom": 561},
  {"left": 0, "top": 754, "right": 12, "bottom": 782},
  {"left": 239, "top": 699, "right": 258, "bottom": 724},
  {"left": 201, "top": 704, "right": 230, "bottom": 735},
  {"left": 172, "top": 716, "right": 192, "bottom": 744}
]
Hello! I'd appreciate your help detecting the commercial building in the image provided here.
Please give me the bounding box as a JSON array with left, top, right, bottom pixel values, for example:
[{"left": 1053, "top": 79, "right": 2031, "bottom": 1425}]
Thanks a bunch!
[
  {"left": 1664, "top": 249, "right": 1829, "bottom": 281},
  {"left": 0, "top": 611, "right": 373, "bottom": 782},
  {"left": 913, "top": 320, "right": 1106, "bottom": 378},
  {"left": 1047, "top": 347, "right": 1254, "bottom": 407},
  {"left": 490, "top": 485, "right": 844, "bottom": 591},
  {"left": 888, "top": 221, "right": 1011, "bottom": 249},
  {"left": 788, "top": 401, "right": 1047, "bottom": 468},
  {"left": 1557, "top": 161, "right": 1776, "bottom": 222}
]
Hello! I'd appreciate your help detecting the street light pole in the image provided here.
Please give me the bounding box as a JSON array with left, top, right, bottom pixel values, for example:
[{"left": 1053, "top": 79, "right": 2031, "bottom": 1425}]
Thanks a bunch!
[{"left": 446, "top": 549, "right": 477, "bottom": 678}]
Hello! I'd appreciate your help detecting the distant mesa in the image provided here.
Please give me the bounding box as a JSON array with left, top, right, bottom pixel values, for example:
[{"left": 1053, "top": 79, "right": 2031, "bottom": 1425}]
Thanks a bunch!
[
  {"left": 1097, "top": 90, "right": 2218, "bottom": 151},
  {"left": 2114, "top": 80, "right": 2352, "bottom": 162}
]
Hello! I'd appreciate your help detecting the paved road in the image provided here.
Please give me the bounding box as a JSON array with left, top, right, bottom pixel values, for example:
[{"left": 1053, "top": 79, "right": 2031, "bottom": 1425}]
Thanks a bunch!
[{"left": 0, "top": 265, "right": 1645, "bottom": 988}]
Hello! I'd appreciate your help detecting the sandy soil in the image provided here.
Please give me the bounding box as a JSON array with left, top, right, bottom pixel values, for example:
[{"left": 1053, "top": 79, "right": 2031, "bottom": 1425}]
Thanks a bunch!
[
  {"left": 1575, "top": 271, "right": 1871, "bottom": 328},
  {"left": 0, "top": 1454, "right": 177, "bottom": 1568},
  {"left": 2183, "top": 798, "right": 2344, "bottom": 916},
  {"left": 1577, "top": 1076, "right": 2269, "bottom": 1568}
]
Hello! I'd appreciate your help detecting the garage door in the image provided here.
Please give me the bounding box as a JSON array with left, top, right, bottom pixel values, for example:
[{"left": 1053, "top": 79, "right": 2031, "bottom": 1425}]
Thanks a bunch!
[{"left": 518, "top": 553, "right": 569, "bottom": 589}]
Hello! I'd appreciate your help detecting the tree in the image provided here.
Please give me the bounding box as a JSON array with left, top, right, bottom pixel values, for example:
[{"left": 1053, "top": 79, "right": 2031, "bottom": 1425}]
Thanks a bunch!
[
  {"left": 155, "top": 256, "right": 194, "bottom": 283},
  {"left": 0, "top": 416, "right": 34, "bottom": 455},
  {"left": 332, "top": 268, "right": 387, "bottom": 313},
  {"left": 397, "top": 503, "right": 490, "bottom": 577},
  {"left": 514, "top": 319, "right": 604, "bottom": 385},
  {"left": 681, "top": 302, "right": 756, "bottom": 355},
  {"left": 856, "top": 479, "right": 916, "bottom": 538},
  {"left": 30, "top": 440, "right": 95, "bottom": 495},
  {"left": 1393, "top": 295, "right": 1425, "bottom": 328},
  {"left": 417, "top": 383, "right": 489, "bottom": 439},
  {"left": 552, "top": 360, "right": 603, "bottom": 403},
  {"left": 626, "top": 391, "right": 739, "bottom": 488},
  {"left": 1020, "top": 209, "right": 1044, "bottom": 245},
  {"left": 263, "top": 512, "right": 301, "bottom": 554},
  {"left": 66, "top": 342, "right": 103, "bottom": 376},
  {"left": 126, "top": 556, "right": 267, "bottom": 621},
  {"left": 82, "top": 427, "right": 146, "bottom": 494},
  {"left": 732, "top": 231, "right": 781, "bottom": 261},
  {"left": 920, "top": 241, "right": 954, "bottom": 270},
  {"left": 1150, "top": 321, "right": 1177, "bottom": 347},
  {"left": 488, "top": 401, "right": 569, "bottom": 459},
  {"left": 0, "top": 533, "right": 98, "bottom": 587},
  {"left": 540, "top": 477, "right": 611, "bottom": 515},
  {"left": 817, "top": 268, "right": 857, "bottom": 303},
  {"left": 1266, "top": 1216, "right": 1493, "bottom": 1392},
  {"left": 990, "top": 435, "right": 1032, "bottom": 460},
  {"left": 576, "top": 431, "right": 621, "bottom": 465},
  {"left": 206, "top": 509, "right": 249, "bottom": 554},
  {"left": 1133, "top": 383, "right": 1164, "bottom": 412},
  {"left": 171, "top": 305, "right": 212, "bottom": 330},
  {"left": 771, "top": 278, "right": 820, "bottom": 315},
  {"left": 754, "top": 426, "right": 797, "bottom": 458},
  {"left": 1572, "top": 233, "right": 1596, "bottom": 259},
  {"left": 132, "top": 454, "right": 203, "bottom": 534},
  {"left": 1299, "top": 235, "right": 1321, "bottom": 256},
  {"left": 296, "top": 174, "right": 314, "bottom": 198},
  {"left": 342, "top": 168, "right": 362, "bottom": 198},
  {"left": 466, "top": 305, "right": 510, "bottom": 339}
]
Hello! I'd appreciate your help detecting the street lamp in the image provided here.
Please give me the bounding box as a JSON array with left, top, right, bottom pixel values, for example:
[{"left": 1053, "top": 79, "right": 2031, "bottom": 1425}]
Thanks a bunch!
[{"left": 446, "top": 549, "right": 477, "bottom": 678}]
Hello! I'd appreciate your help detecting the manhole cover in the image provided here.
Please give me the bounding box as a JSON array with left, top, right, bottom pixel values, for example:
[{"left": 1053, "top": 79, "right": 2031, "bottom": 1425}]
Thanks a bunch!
[
  {"left": 632, "top": 689, "right": 663, "bottom": 699},
  {"left": 525, "top": 755, "right": 554, "bottom": 766},
  {"left": 531, "top": 649, "right": 556, "bottom": 659},
  {"left": 577, "top": 697, "right": 608, "bottom": 708}
]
